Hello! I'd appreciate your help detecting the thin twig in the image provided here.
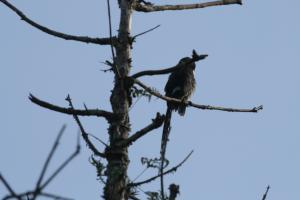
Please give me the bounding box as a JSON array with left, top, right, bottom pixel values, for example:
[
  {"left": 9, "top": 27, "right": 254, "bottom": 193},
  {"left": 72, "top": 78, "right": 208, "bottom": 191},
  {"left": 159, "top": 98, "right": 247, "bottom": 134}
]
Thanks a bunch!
[
  {"left": 116, "top": 112, "right": 165, "bottom": 147},
  {"left": 39, "top": 130, "right": 81, "bottom": 190},
  {"left": 131, "top": 52, "right": 208, "bottom": 79},
  {"left": 128, "top": 150, "right": 193, "bottom": 187},
  {"left": 33, "top": 125, "right": 67, "bottom": 199},
  {"left": 106, "top": 0, "right": 121, "bottom": 78},
  {"left": 261, "top": 185, "right": 270, "bottom": 200},
  {"left": 132, "top": 25, "right": 161, "bottom": 41},
  {"left": 29, "top": 94, "right": 115, "bottom": 121},
  {"left": 0, "top": 0, "right": 114, "bottom": 45},
  {"left": 133, "top": 78, "right": 263, "bottom": 113},
  {"left": 65, "top": 95, "right": 106, "bottom": 158},
  {"left": 87, "top": 132, "right": 108, "bottom": 147},
  {"left": 134, "top": 0, "right": 242, "bottom": 12}
]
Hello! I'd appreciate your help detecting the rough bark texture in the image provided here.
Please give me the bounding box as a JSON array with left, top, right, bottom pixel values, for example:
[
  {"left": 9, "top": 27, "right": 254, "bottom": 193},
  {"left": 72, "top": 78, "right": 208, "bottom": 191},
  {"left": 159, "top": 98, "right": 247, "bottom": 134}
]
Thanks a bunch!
[{"left": 104, "top": 1, "right": 133, "bottom": 200}]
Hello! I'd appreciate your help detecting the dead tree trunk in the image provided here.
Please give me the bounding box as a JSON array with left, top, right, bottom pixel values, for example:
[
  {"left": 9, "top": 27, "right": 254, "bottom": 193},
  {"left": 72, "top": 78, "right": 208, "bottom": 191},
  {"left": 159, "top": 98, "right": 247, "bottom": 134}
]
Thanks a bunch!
[{"left": 105, "top": 1, "right": 133, "bottom": 199}]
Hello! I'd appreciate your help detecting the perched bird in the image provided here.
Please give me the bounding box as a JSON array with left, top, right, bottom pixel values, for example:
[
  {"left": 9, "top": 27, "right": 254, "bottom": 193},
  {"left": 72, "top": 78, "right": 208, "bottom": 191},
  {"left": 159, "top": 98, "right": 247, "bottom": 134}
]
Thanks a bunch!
[
  {"left": 159, "top": 57, "right": 197, "bottom": 199},
  {"left": 164, "top": 57, "right": 196, "bottom": 116}
]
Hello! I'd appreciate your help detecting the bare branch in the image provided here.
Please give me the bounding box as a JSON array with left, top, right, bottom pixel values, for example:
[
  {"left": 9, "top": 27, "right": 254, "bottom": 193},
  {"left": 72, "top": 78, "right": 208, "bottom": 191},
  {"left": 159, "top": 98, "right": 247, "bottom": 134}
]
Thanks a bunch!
[
  {"left": 0, "top": 0, "right": 114, "bottom": 45},
  {"left": 133, "top": 78, "right": 263, "bottom": 113},
  {"left": 134, "top": 0, "right": 242, "bottom": 12},
  {"left": 131, "top": 52, "right": 208, "bottom": 79},
  {"left": 128, "top": 150, "right": 193, "bottom": 187},
  {"left": 65, "top": 95, "right": 106, "bottom": 158},
  {"left": 29, "top": 94, "right": 115, "bottom": 121},
  {"left": 261, "top": 185, "right": 270, "bottom": 200},
  {"left": 1, "top": 128, "right": 80, "bottom": 200},
  {"left": 0, "top": 174, "right": 18, "bottom": 199},
  {"left": 39, "top": 129, "right": 81, "bottom": 190},
  {"left": 116, "top": 112, "right": 165, "bottom": 147},
  {"left": 33, "top": 125, "right": 67, "bottom": 199},
  {"left": 132, "top": 24, "right": 161, "bottom": 42}
]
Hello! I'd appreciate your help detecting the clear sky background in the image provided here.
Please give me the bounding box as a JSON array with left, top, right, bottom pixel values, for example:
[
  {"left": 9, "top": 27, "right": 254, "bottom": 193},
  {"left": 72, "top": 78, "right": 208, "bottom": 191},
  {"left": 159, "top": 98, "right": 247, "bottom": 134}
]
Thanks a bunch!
[{"left": 1, "top": 0, "right": 300, "bottom": 199}]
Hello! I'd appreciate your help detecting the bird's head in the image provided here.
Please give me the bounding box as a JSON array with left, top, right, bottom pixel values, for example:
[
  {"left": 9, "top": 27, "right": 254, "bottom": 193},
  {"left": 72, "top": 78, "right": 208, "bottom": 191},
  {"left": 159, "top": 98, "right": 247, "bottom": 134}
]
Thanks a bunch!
[{"left": 179, "top": 57, "right": 196, "bottom": 70}]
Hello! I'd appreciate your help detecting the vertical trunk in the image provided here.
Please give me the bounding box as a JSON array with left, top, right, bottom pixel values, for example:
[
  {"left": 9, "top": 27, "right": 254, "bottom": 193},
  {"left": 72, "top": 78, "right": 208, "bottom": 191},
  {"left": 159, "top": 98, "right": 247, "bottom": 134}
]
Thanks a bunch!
[{"left": 104, "top": 1, "right": 133, "bottom": 200}]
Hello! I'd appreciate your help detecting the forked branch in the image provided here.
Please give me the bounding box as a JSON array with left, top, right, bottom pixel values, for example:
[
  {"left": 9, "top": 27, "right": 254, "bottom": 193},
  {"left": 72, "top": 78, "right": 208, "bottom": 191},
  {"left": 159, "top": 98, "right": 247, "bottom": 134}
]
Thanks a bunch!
[
  {"left": 1, "top": 126, "right": 79, "bottom": 200},
  {"left": 65, "top": 95, "right": 106, "bottom": 158},
  {"left": 116, "top": 112, "right": 165, "bottom": 147},
  {"left": 134, "top": 0, "right": 242, "bottom": 12},
  {"left": 133, "top": 78, "right": 263, "bottom": 113},
  {"left": 29, "top": 94, "right": 116, "bottom": 121},
  {"left": 0, "top": 0, "right": 114, "bottom": 45}
]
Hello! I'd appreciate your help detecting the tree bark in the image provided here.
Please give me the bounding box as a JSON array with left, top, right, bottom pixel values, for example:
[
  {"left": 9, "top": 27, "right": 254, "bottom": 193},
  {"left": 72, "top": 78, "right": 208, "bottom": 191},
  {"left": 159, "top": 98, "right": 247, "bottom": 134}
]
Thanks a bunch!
[{"left": 104, "top": 1, "right": 133, "bottom": 200}]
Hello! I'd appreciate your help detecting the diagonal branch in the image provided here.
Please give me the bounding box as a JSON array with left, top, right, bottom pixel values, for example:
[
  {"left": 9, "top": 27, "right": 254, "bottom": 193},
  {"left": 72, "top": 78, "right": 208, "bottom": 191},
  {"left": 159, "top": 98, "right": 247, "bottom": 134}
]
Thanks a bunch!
[
  {"left": 29, "top": 94, "right": 115, "bottom": 121},
  {"left": 39, "top": 130, "right": 81, "bottom": 191},
  {"left": 0, "top": 174, "right": 19, "bottom": 199},
  {"left": 133, "top": 78, "right": 263, "bottom": 113},
  {"left": 116, "top": 112, "right": 165, "bottom": 147},
  {"left": 0, "top": 0, "right": 115, "bottom": 45},
  {"left": 134, "top": 0, "right": 242, "bottom": 12},
  {"left": 65, "top": 95, "right": 106, "bottom": 158},
  {"left": 33, "top": 125, "right": 67, "bottom": 199},
  {"left": 131, "top": 51, "right": 208, "bottom": 78},
  {"left": 1, "top": 128, "right": 80, "bottom": 200},
  {"left": 261, "top": 185, "right": 270, "bottom": 200},
  {"left": 128, "top": 150, "right": 193, "bottom": 187}
]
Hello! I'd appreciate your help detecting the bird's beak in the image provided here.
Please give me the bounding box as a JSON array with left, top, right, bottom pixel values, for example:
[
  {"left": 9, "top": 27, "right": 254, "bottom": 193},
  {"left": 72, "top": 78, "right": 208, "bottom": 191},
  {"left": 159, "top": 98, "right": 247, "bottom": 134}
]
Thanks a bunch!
[{"left": 199, "top": 54, "right": 208, "bottom": 60}]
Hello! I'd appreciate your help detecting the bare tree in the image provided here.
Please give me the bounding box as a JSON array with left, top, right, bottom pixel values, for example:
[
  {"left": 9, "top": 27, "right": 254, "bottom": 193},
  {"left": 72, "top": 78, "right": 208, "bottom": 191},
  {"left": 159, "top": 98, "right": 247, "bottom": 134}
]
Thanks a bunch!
[{"left": 0, "top": 0, "right": 264, "bottom": 200}]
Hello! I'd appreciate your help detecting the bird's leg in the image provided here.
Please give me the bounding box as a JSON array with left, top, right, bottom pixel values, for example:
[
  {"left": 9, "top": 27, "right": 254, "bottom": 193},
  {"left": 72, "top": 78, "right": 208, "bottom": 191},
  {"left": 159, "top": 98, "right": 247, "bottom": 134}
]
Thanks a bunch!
[{"left": 180, "top": 96, "right": 188, "bottom": 105}]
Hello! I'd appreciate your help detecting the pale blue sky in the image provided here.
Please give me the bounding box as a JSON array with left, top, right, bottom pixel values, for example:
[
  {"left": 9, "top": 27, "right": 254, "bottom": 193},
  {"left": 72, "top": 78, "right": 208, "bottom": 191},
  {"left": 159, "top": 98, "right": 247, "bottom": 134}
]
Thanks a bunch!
[{"left": 1, "top": 0, "right": 300, "bottom": 199}]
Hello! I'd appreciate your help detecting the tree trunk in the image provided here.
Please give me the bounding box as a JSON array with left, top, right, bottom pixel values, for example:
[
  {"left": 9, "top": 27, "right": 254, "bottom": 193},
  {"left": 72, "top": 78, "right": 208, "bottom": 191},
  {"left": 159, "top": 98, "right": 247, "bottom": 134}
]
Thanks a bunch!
[{"left": 104, "top": 1, "right": 133, "bottom": 200}]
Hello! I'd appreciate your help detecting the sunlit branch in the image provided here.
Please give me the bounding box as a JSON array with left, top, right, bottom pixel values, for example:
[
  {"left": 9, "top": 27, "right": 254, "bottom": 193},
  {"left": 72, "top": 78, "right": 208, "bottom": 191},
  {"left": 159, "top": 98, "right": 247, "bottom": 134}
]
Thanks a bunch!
[{"left": 134, "top": 0, "right": 242, "bottom": 12}]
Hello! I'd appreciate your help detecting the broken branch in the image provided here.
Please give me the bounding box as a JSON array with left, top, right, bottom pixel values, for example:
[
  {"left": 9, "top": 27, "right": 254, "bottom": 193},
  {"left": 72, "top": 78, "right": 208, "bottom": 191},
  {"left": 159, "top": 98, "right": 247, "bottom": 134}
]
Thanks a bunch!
[{"left": 29, "top": 94, "right": 115, "bottom": 121}]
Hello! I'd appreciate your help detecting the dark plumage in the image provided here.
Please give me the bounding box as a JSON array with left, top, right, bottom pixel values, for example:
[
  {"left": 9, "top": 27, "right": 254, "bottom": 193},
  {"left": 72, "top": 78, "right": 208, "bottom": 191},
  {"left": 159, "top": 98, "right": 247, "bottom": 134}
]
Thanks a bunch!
[{"left": 164, "top": 57, "right": 196, "bottom": 116}]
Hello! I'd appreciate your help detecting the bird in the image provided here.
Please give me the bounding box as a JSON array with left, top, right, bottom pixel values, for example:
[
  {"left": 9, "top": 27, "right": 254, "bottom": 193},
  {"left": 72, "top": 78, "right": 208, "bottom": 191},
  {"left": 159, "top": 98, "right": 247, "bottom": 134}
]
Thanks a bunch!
[
  {"left": 159, "top": 56, "right": 197, "bottom": 199},
  {"left": 164, "top": 57, "right": 196, "bottom": 116}
]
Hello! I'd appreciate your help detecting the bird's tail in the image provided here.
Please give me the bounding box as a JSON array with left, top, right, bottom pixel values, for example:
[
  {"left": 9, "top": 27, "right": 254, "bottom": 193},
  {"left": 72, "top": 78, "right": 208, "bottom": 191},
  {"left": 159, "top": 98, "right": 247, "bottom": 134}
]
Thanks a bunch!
[
  {"left": 160, "top": 106, "right": 172, "bottom": 199},
  {"left": 178, "top": 104, "right": 186, "bottom": 116}
]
